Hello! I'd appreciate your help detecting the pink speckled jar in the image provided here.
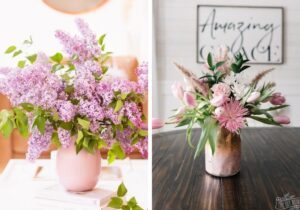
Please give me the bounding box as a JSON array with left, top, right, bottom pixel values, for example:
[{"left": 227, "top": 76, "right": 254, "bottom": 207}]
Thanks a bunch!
[
  {"left": 205, "top": 128, "right": 241, "bottom": 177},
  {"left": 56, "top": 141, "right": 101, "bottom": 192}
]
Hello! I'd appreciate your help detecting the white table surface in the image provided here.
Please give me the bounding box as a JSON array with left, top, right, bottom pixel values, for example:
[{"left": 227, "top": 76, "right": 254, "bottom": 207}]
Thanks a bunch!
[{"left": 0, "top": 157, "right": 148, "bottom": 210}]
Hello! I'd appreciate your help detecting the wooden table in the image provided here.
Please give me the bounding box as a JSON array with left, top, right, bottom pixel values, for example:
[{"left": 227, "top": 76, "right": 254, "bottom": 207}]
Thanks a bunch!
[{"left": 152, "top": 128, "right": 300, "bottom": 210}]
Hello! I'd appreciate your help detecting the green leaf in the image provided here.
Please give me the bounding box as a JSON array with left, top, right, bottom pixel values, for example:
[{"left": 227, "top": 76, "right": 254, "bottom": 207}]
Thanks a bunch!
[
  {"left": 18, "top": 60, "right": 26, "bottom": 68},
  {"left": 77, "top": 118, "right": 90, "bottom": 130},
  {"left": 83, "top": 137, "right": 91, "bottom": 149},
  {"left": 138, "top": 129, "right": 148, "bottom": 137},
  {"left": 215, "top": 61, "right": 225, "bottom": 68},
  {"left": 120, "top": 93, "right": 128, "bottom": 100},
  {"left": 0, "top": 118, "right": 14, "bottom": 139},
  {"left": 186, "top": 120, "right": 195, "bottom": 148},
  {"left": 117, "top": 182, "right": 128, "bottom": 197},
  {"left": 52, "top": 132, "right": 61, "bottom": 147},
  {"left": 107, "top": 150, "right": 116, "bottom": 164},
  {"left": 132, "top": 205, "right": 143, "bottom": 210},
  {"left": 127, "top": 197, "right": 137, "bottom": 207},
  {"left": 97, "top": 138, "right": 107, "bottom": 149},
  {"left": 13, "top": 50, "right": 22, "bottom": 57},
  {"left": 111, "top": 142, "right": 125, "bottom": 159},
  {"left": 231, "top": 63, "right": 239, "bottom": 73},
  {"left": 33, "top": 116, "right": 46, "bottom": 134},
  {"left": 122, "top": 205, "right": 130, "bottom": 210},
  {"left": 207, "top": 53, "right": 213, "bottom": 68},
  {"left": 59, "top": 121, "right": 73, "bottom": 130},
  {"left": 76, "top": 130, "right": 84, "bottom": 144},
  {"left": 98, "top": 34, "right": 106, "bottom": 46},
  {"left": 50, "top": 52, "right": 63, "bottom": 63},
  {"left": 249, "top": 116, "right": 281, "bottom": 126},
  {"left": 20, "top": 103, "right": 34, "bottom": 112},
  {"left": 5, "top": 45, "right": 16, "bottom": 54},
  {"left": 263, "top": 105, "right": 289, "bottom": 111},
  {"left": 176, "top": 117, "right": 192, "bottom": 127},
  {"left": 108, "top": 197, "right": 123, "bottom": 209},
  {"left": 14, "top": 108, "right": 29, "bottom": 138},
  {"left": 114, "top": 100, "right": 123, "bottom": 112},
  {"left": 26, "top": 54, "right": 37, "bottom": 64},
  {"left": 207, "top": 121, "right": 218, "bottom": 155},
  {"left": 194, "top": 117, "right": 216, "bottom": 158}
]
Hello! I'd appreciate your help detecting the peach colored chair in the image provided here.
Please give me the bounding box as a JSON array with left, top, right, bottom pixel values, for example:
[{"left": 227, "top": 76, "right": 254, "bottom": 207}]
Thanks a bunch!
[{"left": 0, "top": 56, "right": 147, "bottom": 172}]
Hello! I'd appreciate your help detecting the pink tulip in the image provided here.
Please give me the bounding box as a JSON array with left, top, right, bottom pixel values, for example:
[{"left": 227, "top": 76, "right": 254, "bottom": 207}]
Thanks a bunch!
[
  {"left": 171, "top": 82, "right": 184, "bottom": 100},
  {"left": 183, "top": 92, "right": 197, "bottom": 108},
  {"left": 210, "top": 95, "right": 228, "bottom": 107},
  {"left": 175, "top": 106, "right": 186, "bottom": 116},
  {"left": 246, "top": 91, "right": 261, "bottom": 103},
  {"left": 274, "top": 115, "right": 290, "bottom": 124},
  {"left": 152, "top": 118, "right": 165, "bottom": 129},
  {"left": 270, "top": 92, "right": 286, "bottom": 105}
]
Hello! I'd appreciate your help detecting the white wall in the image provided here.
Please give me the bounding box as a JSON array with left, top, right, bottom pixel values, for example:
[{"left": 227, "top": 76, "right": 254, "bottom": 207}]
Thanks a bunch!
[
  {"left": 153, "top": 0, "right": 300, "bottom": 130},
  {"left": 0, "top": 0, "right": 148, "bottom": 65}
]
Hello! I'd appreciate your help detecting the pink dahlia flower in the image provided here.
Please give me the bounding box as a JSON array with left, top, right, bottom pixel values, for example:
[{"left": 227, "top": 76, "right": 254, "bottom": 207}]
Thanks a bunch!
[{"left": 215, "top": 100, "right": 248, "bottom": 133}]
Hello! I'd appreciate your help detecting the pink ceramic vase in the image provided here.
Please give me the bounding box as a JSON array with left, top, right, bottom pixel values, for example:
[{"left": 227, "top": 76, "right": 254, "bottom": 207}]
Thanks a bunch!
[{"left": 56, "top": 141, "right": 101, "bottom": 192}]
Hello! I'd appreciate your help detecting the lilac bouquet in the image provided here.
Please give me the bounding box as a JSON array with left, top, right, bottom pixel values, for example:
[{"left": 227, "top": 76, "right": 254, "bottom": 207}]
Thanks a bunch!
[
  {"left": 0, "top": 19, "right": 148, "bottom": 163},
  {"left": 170, "top": 46, "right": 289, "bottom": 158}
]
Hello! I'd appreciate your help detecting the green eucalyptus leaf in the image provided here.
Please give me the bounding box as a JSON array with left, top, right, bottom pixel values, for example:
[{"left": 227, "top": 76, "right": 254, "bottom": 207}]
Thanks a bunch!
[
  {"left": 5, "top": 45, "right": 16, "bottom": 54},
  {"left": 108, "top": 197, "right": 123, "bottom": 209},
  {"left": 117, "top": 182, "right": 128, "bottom": 197}
]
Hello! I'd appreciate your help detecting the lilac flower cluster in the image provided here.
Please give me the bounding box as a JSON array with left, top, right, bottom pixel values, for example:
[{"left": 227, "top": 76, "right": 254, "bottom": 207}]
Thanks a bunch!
[
  {"left": 0, "top": 19, "right": 148, "bottom": 161},
  {"left": 26, "top": 125, "right": 53, "bottom": 162},
  {"left": 55, "top": 19, "right": 101, "bottom": 62}
]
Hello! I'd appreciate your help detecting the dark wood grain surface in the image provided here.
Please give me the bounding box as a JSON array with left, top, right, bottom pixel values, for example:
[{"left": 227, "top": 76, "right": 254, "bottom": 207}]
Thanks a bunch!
[{"left": 152, "top": 128, "right": 300, "bottom": 210}]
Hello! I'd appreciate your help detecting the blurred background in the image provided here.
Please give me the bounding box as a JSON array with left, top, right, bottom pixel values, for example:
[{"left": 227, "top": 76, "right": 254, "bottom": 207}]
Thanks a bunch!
[
  {"left": 0, "top": 0, "right": 148, "bottom": 172},
  {"left": 153, "top": 0, "right": 300, "bottom": 131}
]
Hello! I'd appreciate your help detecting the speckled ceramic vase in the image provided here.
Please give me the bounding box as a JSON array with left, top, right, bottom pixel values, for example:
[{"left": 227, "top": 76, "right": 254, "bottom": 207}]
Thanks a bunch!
[
  {"left": 205, "top": 128, "right": 241, "bottom": 177},
  {"left": 56, "top": 140, "right": 101, "bottom": 192}
]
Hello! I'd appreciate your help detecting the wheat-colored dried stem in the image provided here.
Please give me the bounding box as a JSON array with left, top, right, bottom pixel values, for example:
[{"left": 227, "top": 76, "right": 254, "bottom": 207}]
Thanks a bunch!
[{"left": 251, "top": 68, "right": 275, "bottom": 85}]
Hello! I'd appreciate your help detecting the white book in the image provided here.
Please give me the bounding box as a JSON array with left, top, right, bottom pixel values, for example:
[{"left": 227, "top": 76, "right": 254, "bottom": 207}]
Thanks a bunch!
[{"left": 35, "top": 184, "right": 116, "bottom": 207}]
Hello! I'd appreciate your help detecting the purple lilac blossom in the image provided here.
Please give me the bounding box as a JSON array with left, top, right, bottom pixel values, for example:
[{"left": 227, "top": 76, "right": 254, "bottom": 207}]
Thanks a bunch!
[
  {"left": 26, "top": 125, "right": 53, "bottom": 162},
  {"left": 56, "top": 100, "right": 77, "bottom": 122},
  {"left": 58, "top": 128, "right": 72, "bottom": 148}
]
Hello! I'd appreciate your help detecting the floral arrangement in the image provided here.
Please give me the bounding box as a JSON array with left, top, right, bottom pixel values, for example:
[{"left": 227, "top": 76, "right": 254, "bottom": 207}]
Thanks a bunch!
[
  {"left": 0, "top": 19, "right": 148, "bottom": 163},
  {"left": 170, "top": 46, "right": 289, "bottom": 158}
]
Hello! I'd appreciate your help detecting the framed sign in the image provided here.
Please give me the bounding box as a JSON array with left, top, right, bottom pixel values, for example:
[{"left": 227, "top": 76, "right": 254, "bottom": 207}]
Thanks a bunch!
[{"left": 197, "top": 5, "right": 284, "bottom": 64}]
